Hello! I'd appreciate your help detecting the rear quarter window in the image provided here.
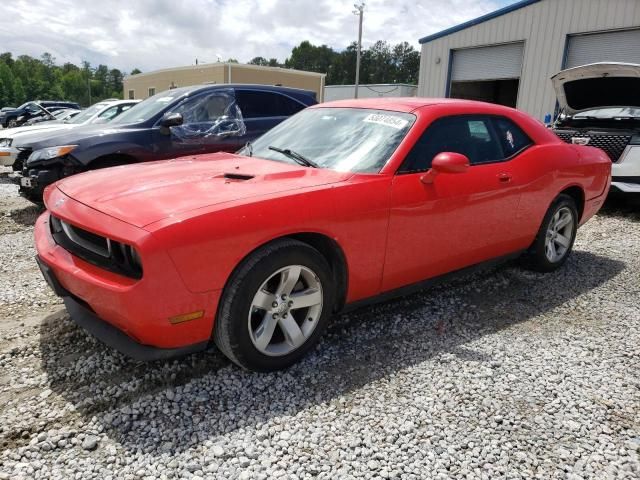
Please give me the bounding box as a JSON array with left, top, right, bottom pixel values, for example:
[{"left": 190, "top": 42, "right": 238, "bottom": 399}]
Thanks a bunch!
[{"left": 492, "top": 117, "right": 533, "bottom": 158}]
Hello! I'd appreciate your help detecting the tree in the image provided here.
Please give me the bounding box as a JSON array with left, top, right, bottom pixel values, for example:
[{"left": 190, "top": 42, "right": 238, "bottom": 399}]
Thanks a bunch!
[
  {"left": 249, "top": 56, "right": 269, "bottom": 66},
  {"left": 0, "top": 64, "right": 15, "bottom": 105},
  {"left": 13, "top": 78, "right": 26, "bottom": 105},
  {"left": 130, "top": 68, "right": 142, "bottom": 75},
  {"left": 392, "top": 42, "right": 420, "bottom": 84}
]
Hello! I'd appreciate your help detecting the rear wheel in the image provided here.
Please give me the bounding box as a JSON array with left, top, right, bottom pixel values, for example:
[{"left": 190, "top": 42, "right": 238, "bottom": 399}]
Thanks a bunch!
[
  {"left": 214, "top": 239, "right": 334, "bottom": 371},
  {"left": 522, "top": 194, "right": 578, "bottom": 272},
  {"left": 7, "top": 119, "right": 17, "bottom": 128}
]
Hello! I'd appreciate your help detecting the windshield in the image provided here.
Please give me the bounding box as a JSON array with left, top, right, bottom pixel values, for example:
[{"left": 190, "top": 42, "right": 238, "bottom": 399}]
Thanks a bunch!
[
  {"left": 240, "top": 108, "right": 416, "bottom": 173},
  {"left": 111, "top": 89, "right": 188, "bottom": 125},
  {"left": 67, "top": 103, "right": 109, "bottom": 124},
  {"left": 573, "top": 107, "right": 640, "bottom": 119}
]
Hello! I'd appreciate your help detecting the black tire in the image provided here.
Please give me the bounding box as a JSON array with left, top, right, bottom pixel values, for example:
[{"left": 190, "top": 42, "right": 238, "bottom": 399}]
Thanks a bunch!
[
  {"left": 522, "top": 193, "right": 578, "bottom": 272},
  {"left": 7, "top": 119, "right": 17, "bottom": 128},
  {"left": 214, "top": 239, "right": 335, "bottom": 372}
]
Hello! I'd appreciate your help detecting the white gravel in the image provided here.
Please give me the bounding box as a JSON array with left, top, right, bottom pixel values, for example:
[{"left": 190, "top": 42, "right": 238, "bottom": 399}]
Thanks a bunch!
[{"left": 0, "top": 165, "right": 639, "bottom": 479}]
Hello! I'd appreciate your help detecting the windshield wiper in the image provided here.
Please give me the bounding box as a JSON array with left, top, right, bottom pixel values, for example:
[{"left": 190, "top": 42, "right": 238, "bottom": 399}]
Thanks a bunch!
[
  {"left": 268, "top": 146, "right": 318, "bottom": 168},
  {"left": 612, "top": 116, "right": 640, "bottom": 120}
]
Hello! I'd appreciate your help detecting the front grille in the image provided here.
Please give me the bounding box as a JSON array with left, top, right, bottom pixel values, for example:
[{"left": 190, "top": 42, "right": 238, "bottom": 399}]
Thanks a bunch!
[
  {"left": 50, "top": 215, "right": 142, "bottom": 279},
  {"left": 554, "top": 130, "right": 631, "bottom": 162}
]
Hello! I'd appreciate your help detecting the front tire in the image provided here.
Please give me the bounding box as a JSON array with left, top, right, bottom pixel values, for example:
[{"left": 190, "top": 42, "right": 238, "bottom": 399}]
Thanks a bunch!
[
  {"left": 522, "top": 194, "right": 578, "bottom": 272},
  {"left": 214, "top": 239, "right": 335, "bottom": 372}
]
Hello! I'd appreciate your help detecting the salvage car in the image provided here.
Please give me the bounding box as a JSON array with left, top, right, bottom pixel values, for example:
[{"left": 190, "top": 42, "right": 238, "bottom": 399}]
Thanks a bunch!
[
  {"left": 551, "top": 62, "right": 640, "bottom": 194},
  {"left": 34, "top": 98, "right": 611, "bottom": 371},
  {"left": 0, "top": 100, "right": 80, "bottom": 128},
  {"left": 16, "top": 84, "right": 317, "bottom": 199},
  {"left": 24, "top": 107, "right": 81, "bottom": 125},
  {"left": 0, "top": 100, "right": 139, "bottom": 169}
]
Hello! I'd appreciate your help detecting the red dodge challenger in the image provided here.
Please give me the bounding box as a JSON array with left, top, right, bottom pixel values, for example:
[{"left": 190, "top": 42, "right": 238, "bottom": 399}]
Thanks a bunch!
[{"left": 34, "top": 98, "right": 611, "bottom": 371}]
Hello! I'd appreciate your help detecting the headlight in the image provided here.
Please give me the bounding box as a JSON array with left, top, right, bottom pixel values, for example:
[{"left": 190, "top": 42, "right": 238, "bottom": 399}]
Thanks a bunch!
[
  {"left": 28, "top": 145, "right": 77, "bottom": 165},
  {"left": 0, "top": 138, "right": 11, "bottom": 147}
]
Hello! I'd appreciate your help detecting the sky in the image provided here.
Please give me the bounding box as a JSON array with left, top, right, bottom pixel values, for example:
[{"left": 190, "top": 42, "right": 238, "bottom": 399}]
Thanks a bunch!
[{"left": 0, "top": 0, "right": 519, "bottom": 73}]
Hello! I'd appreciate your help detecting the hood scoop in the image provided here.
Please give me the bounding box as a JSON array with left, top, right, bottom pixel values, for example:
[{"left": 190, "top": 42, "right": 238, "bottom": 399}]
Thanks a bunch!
[{"left": 223, "top": 172, "right": 254, "bottom": 181}]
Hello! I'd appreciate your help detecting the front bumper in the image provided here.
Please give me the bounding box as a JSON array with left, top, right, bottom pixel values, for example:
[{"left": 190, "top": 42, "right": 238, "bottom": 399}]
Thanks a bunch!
[
  {"left": 34, "top": 204, "right": 221, "bottom": 359},
  {"left": 0, "top": 147, "right": 17, "bottom": 166},
  {"left": 611, "top": 146, "right": 640, "bottom": 193},
  {"left": 16, "top": 167, "right": 62, "bottom": 198}
]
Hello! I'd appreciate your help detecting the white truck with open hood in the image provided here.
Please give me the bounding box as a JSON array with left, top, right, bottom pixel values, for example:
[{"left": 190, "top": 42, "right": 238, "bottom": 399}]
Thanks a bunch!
[{"left": 551, "top": 62, "right": 640, "bottom": 194}]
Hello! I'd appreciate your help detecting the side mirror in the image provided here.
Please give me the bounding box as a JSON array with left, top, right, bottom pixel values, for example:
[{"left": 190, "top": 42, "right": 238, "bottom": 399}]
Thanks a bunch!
[
  {"left": 160, "top": 112, "right": 184, "bottom": 128},
  {"left": 420, "top": 152, "right": 470, "bottom": 184}
]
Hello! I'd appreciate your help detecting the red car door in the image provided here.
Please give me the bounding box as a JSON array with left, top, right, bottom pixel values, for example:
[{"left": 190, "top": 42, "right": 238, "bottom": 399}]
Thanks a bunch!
[{"left": 382, "top": 115, "right": 532, "bottom": 292}]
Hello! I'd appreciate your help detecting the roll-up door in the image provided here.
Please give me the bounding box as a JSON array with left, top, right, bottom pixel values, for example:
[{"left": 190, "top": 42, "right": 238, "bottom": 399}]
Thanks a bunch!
[
  {"left": 566, "top": 29, "right": 640, "bottom": 68},
  {"left": 451, "top": 42, "right": 525, "bottom": 82}
]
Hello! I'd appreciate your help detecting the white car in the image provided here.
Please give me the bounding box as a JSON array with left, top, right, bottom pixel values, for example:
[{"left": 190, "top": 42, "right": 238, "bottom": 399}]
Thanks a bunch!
[
  {"left": 0, "top": 100, "right": 139, "bottom": 167},
  {"left": 551, "top": 63, "right": 640, "bottom": 194}
]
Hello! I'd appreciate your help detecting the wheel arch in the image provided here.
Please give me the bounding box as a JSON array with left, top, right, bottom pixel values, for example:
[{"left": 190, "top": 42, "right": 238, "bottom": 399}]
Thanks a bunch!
[
  {"left": 88, "top": 153, "right": 139, "bottom": 170},
  {"left": 558, "top": 185, "right": 585, "bottom": 221},
  {"left": 221, "top": 231, "right": 349, "bottom": 314}
]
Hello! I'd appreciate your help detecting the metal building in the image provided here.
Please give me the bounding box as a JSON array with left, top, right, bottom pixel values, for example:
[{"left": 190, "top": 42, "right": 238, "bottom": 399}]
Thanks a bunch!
[
  {"left": 123, "top": 63, "right": 326, "bottom": 102},
  {"left": 324, "top": 84, "right": 417, "bottom": 102},
  {"left": 418, "top": 0, "right": 640, "bottom": 120}
]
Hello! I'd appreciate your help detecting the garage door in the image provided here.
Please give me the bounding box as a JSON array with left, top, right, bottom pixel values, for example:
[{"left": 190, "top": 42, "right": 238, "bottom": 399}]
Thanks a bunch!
[
  {"left": 566, "top": 29, "right": 640, "bottom": 68},
  {"left": 451, "top": 42, "right": 524, "bottom": 82}
]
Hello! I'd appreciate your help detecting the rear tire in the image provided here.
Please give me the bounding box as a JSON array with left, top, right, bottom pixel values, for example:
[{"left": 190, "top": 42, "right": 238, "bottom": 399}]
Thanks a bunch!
[
  {"left": 7, "top": 119, "right": 17, "bottom": 128},
  {"left": 214, "top": 239, "right": 335, "bottom": 372},
  {"left": 522, "top": 193, "right": 578, "bottom": 272}
]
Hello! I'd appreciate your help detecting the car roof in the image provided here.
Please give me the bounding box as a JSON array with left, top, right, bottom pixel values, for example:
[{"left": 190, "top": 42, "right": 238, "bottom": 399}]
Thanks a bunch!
[
  {"left": 172, "top": 83, "right": 316, "bottom": 97},
  {"left": 316, "top": 97, "right": 517, "bottom": 113}
]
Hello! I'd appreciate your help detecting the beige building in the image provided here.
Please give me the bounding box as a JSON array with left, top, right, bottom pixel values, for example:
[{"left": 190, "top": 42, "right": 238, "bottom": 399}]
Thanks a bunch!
[
  {"left": 418, "top": 0, "right": 640, "bottom": 121},
  {"left": 124, "top": 63, "right": 326, "bottom": 102}
]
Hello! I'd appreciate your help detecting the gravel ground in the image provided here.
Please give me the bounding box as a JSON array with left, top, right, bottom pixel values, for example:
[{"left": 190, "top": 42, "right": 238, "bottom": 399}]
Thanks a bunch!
[{"left": 0, "top": 165, "right": 638, "bottom": 479}]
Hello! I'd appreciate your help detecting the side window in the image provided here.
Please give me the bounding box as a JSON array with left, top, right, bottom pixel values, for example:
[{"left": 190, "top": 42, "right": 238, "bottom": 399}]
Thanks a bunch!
[
  {"left": 97, "top": 106, "right": 119, "bottom": 121},
  {"left": 491, "top": 117, "right": 533, "bottom": 158},
  {"left": 235, "top": 91, "right": 305, "bottom": 118},
  {"left": 399, "top": 116, "right": 505, "bottom": 172},
  {"left": 168, "top": 91, "right": 245, "bottom": 140}
]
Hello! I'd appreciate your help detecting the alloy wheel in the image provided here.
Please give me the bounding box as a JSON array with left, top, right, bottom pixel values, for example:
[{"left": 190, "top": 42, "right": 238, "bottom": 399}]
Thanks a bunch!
[
  {"left": 248, "top": 265, "right": 323, "bottom": 357},
  {"left": 545, "top": 206, "right": 574, "bottom": 262}
]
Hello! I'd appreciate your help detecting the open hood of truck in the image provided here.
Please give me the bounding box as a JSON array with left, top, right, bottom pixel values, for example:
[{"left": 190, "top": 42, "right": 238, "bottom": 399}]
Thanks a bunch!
[{"left": 551, "top": 63, "right": 640, "bottom": 115}]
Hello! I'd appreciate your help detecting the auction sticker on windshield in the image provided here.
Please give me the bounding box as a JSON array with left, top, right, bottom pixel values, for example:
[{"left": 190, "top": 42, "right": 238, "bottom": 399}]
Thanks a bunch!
[{"left": 363, "top": 113, "right": 409, "bottom": 130}]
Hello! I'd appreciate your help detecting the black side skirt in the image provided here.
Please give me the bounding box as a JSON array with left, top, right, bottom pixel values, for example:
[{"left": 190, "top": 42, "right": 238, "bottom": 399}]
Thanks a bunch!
[{"left": 342, "top": 250, "right": 524, "bottom": 313}]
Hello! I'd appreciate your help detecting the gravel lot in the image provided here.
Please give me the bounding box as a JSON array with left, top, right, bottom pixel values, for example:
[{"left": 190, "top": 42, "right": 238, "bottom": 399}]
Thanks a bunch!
[{"left": 0, "top": 165, "right": 638, "bottom": 479}]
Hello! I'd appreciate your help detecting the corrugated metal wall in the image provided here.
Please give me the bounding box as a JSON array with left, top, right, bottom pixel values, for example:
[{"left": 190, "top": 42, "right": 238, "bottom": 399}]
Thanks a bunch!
[{"left": 418, "top": 0, "right": 640, "bottom": 120}]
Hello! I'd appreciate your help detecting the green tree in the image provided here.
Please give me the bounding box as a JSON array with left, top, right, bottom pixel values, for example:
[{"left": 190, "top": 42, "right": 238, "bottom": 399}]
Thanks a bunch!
[
  {"left": 130, "top": 68, "right": 142, "bottom": 75},
  {"left": 249, "top": 56, "right": 269, "bottom": 66},
  {"left": 0, "top": 64, "right": 15, "bottom": 105},
  {"left": 12, "top": 78, "right": 25, "bottom": 105}
]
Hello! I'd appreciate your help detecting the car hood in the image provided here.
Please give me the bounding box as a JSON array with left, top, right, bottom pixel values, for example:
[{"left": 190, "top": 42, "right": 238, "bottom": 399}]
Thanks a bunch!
[
  {"left": 1, "top": 123, "right": 77, "bottom": 141},
  {"left": 55, "top": 153, "right": 354, "bottom": 228},
  {"left": 551, "top": 62, "right": 640, "bottom": 115},
  {"left": 19, "top": 123, "right": 138, "bottom": 149}
]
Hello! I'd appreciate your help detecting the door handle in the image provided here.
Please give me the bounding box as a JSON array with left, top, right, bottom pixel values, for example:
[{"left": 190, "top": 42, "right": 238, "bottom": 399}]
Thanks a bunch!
[{"left": 497, "top": 173, "right": 512, "bottom": 183}]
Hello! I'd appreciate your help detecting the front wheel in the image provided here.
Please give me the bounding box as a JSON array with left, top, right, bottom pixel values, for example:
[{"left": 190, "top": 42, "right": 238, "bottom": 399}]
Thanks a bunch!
[
  {"left": 522, "top": 194, "right": 578, "bottom": 272},
  {"left": 214, "top": 239, "right": 335, "bottom": 371}
]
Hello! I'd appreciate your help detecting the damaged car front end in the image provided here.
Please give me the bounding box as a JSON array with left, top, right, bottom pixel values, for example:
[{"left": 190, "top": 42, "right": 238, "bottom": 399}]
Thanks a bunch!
[{"left": 551, "top": 62, "right": 640, "bottom": 194}]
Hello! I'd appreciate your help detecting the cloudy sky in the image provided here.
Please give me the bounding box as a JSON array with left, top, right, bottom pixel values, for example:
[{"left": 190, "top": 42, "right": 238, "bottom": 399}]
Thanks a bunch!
[{"left": 0, "top": 0, "right": 517, "bottom": 72}]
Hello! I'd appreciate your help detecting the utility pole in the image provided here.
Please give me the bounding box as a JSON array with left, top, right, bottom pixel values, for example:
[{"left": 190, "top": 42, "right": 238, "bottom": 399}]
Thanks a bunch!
[{"left": 353, "top": 2, "right": 364, "bottom": 99}]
